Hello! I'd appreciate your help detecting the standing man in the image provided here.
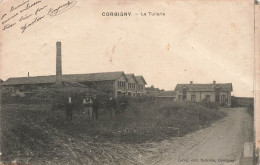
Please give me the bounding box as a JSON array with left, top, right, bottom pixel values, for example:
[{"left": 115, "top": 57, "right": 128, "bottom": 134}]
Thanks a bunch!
[
  {"left": 107, "top": 94, "right": 117, "bottom": 120},
  {"left": 83, "top": 96, "right": 93, "bottom": 120},
  {"left": 91, "top": 95, "right": 99, "bottom": 120},
  {"left": 118, "top": 93, "right": 128, "bottom": 113},
  {"left": 65, "top": 96, "right": 74, "bottom": 122}
]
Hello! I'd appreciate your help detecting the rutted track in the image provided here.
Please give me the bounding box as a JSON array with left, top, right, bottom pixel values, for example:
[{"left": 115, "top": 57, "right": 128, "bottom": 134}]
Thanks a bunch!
[{"left": 135, "top": 107, "right": 252, "bottom": 165}]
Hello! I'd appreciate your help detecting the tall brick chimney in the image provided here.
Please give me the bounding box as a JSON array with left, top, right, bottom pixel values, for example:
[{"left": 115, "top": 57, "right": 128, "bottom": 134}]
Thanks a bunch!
[{"left": 56, "top": 42, "right": 62, "bottom": 85}]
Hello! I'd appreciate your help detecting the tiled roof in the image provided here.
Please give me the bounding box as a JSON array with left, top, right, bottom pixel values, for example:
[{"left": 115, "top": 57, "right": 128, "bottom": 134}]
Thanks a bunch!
[
  {"left": 2, "top": 72, "right": 125, "bottom": 86},
  {"left": 125, "top": 74, "right": 138, "bottom": 83},
  {"left": 135, "top": 76, "right": 147, "bottom": 85},
  {"left": 174, "top": 83, "right": 233, "bottom": 92}
]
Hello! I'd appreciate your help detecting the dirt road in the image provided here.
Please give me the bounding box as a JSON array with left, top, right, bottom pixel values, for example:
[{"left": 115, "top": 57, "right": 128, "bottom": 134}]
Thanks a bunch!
[{"left": 135, "top": 107, "right": 253, "bottom": 165}]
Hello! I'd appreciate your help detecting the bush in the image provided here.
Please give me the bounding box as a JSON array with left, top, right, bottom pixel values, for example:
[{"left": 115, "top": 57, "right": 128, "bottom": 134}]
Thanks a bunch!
[
  {"left": 0, "top": 100, "right": 226, "bottom": 163},
  {"left": 44, "top": 101, "right": 225, "bottom": 142},
  {"left": 1, "top": 100, "right": 226, "bottom": 158}
]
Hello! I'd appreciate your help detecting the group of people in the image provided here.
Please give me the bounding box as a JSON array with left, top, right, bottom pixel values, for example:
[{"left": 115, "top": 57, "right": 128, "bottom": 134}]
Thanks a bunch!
[
  {"left": 65, "top": 95, "right": 99, "bottom": 122},
  {"left": 82, "top": 95, "right": 99, "bottom": 120},
  {"left": 65, "top": 94, "right": 128, "bottom": 122}
]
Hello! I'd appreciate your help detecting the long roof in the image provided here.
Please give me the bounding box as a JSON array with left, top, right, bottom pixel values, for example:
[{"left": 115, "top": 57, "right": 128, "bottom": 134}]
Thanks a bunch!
[
  {"left": 174, "top": 83, "right": 233, "bottom": 92},
  {"left": 2, "top": 71, "right": 126, "bottom": 86}
]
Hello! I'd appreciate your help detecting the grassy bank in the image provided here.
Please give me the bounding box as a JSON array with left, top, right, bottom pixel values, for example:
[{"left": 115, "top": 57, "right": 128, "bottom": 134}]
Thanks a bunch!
[{"left": 1, "top": 101, "right": 225, "bottom": 162}]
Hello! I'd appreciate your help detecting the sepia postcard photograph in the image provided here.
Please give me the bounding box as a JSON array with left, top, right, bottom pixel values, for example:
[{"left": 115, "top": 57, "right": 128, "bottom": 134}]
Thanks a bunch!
[{"left": 0, "top": 0, "right": 259, "bottom": 164}]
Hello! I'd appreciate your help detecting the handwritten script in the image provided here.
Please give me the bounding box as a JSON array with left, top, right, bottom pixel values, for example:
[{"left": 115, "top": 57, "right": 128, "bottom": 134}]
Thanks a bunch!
[
  {"left": 1, "top": 0, "right": 77, "bottom": 33},
  {"left": 48, "top": 1, "right": 77, "bottom": 16}
]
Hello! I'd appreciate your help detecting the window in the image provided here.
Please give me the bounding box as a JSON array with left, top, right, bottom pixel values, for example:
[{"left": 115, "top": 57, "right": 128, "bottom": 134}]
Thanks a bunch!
[
  {"left": 191, "top": 95, "right": 196, "bottom": 101},
  {"left": 129, "top": 83, "right": 135, "bottom": 89},
  {"left": 128, "top": 83, "right": 134, "bottom": 89},
  {"left": 118, "top": 81, "right": 126, "bottom": 88},
  {"left": 137, "top": 84, "right": 143, "bottom": 90},
  {"left": 117, "top": 91, "right": 122, "bottom": 96},
  {"left": 178, "top": 95, "right": 182, "bottom": 100},
  {"left": 128, "top": 92, "right": 131, "bottom": 96},
  {"left": 221, "top": 95, "right": 227, "bottom": 102},
  {"left": 205, "top": 95, "right": 210, "bottom": 101}
]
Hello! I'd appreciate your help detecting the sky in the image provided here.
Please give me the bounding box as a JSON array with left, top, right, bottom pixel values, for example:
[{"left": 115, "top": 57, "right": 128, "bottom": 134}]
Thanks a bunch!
[{"left": 0, "top": 0, "right": 255, "bottom": 97}]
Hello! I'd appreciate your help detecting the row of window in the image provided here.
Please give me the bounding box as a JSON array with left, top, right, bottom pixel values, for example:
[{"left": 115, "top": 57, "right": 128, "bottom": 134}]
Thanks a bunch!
[
  {"left": 128, "top": 83, "right": 136, "bottom": 89},
  {"left": 178, "top": 95, "right": 228, "bottom": 102},
  {"left": 128, "top": 92, "right": 141, "bottom": 96},
  {"left": 117, "top": 91, "right": 142, "bottom": 96},
  {"left": 118, "top": 81, "right": 126, "bottom": 88},
  {"left": 137, "top": 84, "right": 144, "bottom": 90},
  {"left": 117, "top": 81, "right": 143, "bottom": 90}
]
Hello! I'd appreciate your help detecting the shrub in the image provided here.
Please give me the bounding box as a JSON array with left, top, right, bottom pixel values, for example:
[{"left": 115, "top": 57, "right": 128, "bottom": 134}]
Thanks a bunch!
[
  {"left": 1, "top": 99, "right": 226, "bottom": 158},
  {"left": 44, "top": 101, "right": 225, "bottom": 142}
]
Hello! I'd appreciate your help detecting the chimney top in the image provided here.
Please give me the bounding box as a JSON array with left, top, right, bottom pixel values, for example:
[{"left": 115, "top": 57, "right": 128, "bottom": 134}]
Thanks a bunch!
[
  {"left": 190, "top": 81, "right": 193, "bottom": 84},
  {"left": 213, "top": 80, "right": 216, "bottom": 84},
  {"left": 28, "top": 72, "right": 29, "bottom": 78},
  {"left": 56, "top": 41, "right": 61, "bottom": 45}
]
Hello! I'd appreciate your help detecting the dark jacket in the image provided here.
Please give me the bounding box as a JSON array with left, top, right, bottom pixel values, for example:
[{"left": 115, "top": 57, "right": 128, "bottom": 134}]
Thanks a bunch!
[
  {"left": 65, "top": 102, "right": 74, "bottom": 113},
  {"left": 92, "top": 98, "right": 99, "bottom": 110},
  {"left": 118, "top": 96, "right": 128, "bottom": 107},
  {"left": 108, "top": 98, "right": 117, "bottom": 109}
]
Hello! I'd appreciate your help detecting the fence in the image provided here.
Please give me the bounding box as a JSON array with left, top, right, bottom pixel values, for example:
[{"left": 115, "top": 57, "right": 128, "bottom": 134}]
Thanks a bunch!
[{"left": 231, "top": 96, "right": 254, "bottom": 107}]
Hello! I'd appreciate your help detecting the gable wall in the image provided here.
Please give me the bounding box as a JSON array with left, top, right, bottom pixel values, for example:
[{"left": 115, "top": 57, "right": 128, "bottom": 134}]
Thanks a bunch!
[{"left": 115, "top": 75, "right": 127, "bottom": 97}]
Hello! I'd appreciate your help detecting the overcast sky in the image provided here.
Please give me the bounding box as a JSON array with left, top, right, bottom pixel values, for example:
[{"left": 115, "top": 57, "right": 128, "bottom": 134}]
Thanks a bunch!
[{"left": 0, "top": 0, "right": 254, "bottom": 97}]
